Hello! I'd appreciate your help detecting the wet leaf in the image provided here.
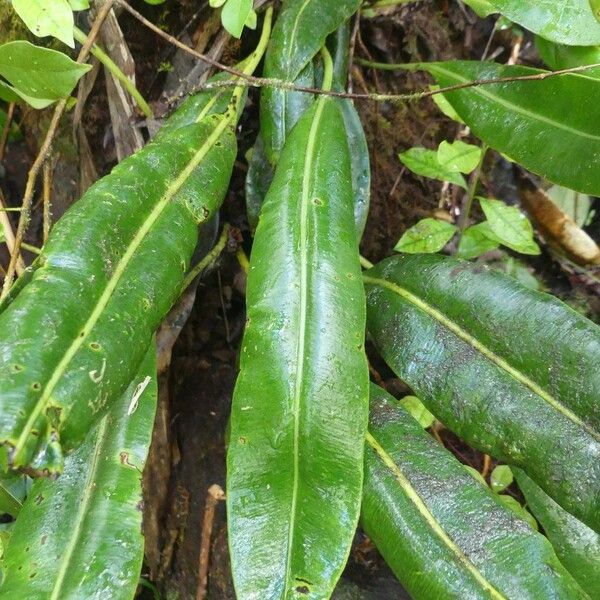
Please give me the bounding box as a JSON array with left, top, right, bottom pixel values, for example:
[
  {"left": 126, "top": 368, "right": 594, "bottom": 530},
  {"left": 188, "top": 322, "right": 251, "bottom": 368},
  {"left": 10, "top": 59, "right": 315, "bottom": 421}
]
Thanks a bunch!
[
  {"left": 437, "top": 140, "right": 482, "bottom": 174},
  {"left": 490, "top": 464, "right": 513, "bottom": 493},
  {"left": 463, "top": 0, "right": 600, "bottom": 45},
  {"left": 228, "top": 95, "right": 368, "bottom": 599},
  {"left": 0, "top": 346, "right": 157, "bottom": 599},
  {"left": 363, "top": 384, "right": 585, "bottom": 600},
  {"left": 479, "top": 198, "right": 540, "bottom": 255},
  {"left": 399, "top": 395, "right": 435, "bottom": 429},
  {"left": 425, "top": 61, "right": 600, "bottom": 195},
  {"left": 0, "top": 41, "right": 91, "bottom": 104},
  {"left": 536, "top": 36, "right": 600, "bottom": 79},
  {"left": 394, "top": 218, "right": 457, "bottom": 254},
  {"left": 364, "top": 253, "right": 600, "bottom": 532},
  {"left": 260, "top": 0, "right": 360, "bottom": 163},
  {"left": 457, "top": 222, "right": 500, "bottom": 259},
  {"left": 496, "top": 494, "right": 538, "bottom": 531},
  {"left": 514, "top": 468, "right": 600, "bottom": 597}
]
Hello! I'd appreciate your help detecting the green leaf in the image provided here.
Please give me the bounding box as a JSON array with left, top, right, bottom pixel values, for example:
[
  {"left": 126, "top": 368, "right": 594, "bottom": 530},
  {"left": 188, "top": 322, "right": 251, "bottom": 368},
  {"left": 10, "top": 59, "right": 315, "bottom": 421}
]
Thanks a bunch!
[
  {"left": 495, "top": 494, "right": 538, "bottom": 531},
  {"left": 12, "top": 0, "right": 75, "bottom": 47},
  {"left": 399, "top": 395, "right": 435, "bottom": 429},
  {"left": 463, "top": 0, "right": 600, "bottom": 45},
  {"left": 398, "top": 147, "right": 467, "bottom": 188},
  {"left": 457, "top": 221, "right": 500, "bottom": 259},
  {"left": 0, "top": 478, "right": 23, "bottom": 517},
  {"left": 430, "top": 85, "right": 465, "bottom": 123},
  {"left": 228, "top": 96, "right": 368, "bottom": 599},
  {"left": 260, "top": 0, "right": 361, "bottom": 162},
  {"left": 437, "top": 140, "right": 482, "bottom": 174},
  {"left": 463, "top": 465, "right": 488, "bottom": 486},
  {"left": 68, "top": 0, "right": 90, "bottom": 9},
  {"left": 536, "top": 36, "right": 600, "bottom": 79},
  {"left": 592, "top": 0, "right": 600, "bottom": 23},
  {"left": 250, "top": 21, "right": 371, "bottom": 240},
  {"left": 364, "top": 253, "right": 600, "bottom": 532},
  {"left": 424, "top": 61, "right": 600, "bottom": 196},
  {"left": 514, "top": 468, "right": 600, "bottom": 597},
  {"left": 462, "top": 0, "right": 495, "bottom": 18},
  {"left": 0, "top": 79, "right": 54, "bottom": 109},
  {"left": 479, "top": 198, "right": 540, "bottom": 255},
  {"left": 394, "top": 218, "right": 457, "bottom": 254},
  {"left": 0, "top": 109, "right": 237, "bottom": 473},
  {"left": 490, "top": 464, "right": 513, "bottom": 493},
  {"left": 0, "top": 41, "right": 91, "bottom": 102},
  {"left": 221, "top": 0, "right": 253, "bottom": 38},
  {"left": 0, "top": 346, "right": 157, "bottom": 599},
  {"left": 362, "top": 384, "right": 585, "bottom": 600}
]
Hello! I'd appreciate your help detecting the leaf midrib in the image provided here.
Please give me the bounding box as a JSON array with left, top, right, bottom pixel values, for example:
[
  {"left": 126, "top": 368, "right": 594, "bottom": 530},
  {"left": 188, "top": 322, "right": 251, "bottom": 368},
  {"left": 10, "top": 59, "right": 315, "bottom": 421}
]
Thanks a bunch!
[
  {"left": 431, "top": 64, "right": 600, "bottom": 142},
  {"left": 284, "top": 97, "right": 327, "bottom": 593},
  {"left": 50, "top": 416, "right": 109, "bottom": 600},
  {"left": 363, "top": 275, "right": 600, "bottom": 442},
  {"left": 14, "top": 113, "right": 232, "bottom": 460},
  {"left": 366, "top": 431, "right": 507, "bottom": 600}
]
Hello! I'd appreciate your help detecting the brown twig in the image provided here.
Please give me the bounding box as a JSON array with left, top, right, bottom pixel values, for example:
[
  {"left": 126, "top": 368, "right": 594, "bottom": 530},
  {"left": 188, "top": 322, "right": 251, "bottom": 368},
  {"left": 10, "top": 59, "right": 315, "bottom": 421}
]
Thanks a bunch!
[
  {"left": 0, "top": 101, "right": 15, "bottom": 163},
  {"left": 0, "top": 0, "right": 115, "bottom": 299},
  {"left": 116, "top": 0, "right": 600, "bottom": 105},
  {"left": 42, "top": 159, "right": 53, "bottom": 244},
  {"left": 196, "top": 484, "right": 225, "bottom": 600}
]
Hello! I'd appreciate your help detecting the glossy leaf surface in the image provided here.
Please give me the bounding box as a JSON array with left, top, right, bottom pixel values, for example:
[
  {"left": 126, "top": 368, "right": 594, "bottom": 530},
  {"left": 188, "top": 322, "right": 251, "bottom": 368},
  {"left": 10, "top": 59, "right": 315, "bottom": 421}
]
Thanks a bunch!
[
  {"left": 0, "top": 111, "right": 236, "bottom": 473},
  {"left": 228, "top": 97, "right": 368, "bottom": 599},
  {"left": 514, "top": 468, "right": 600, "bottom": 597},
  {"left": 260, "top": 0, "right": 360, "bottom": 163},
  {"left": 0, "top": 346, "right": 157, "bottom": 599},
  {"left": 426, "top": 61, "right": 600, "bottom": 196},
  {"left": 394, "top": 218, "right": 457, "bottom": 254},
  {"left": 0, "top": 41, "right": 91, "bottom": 105},
  {"left": 536, "top": 36, "right": 600, "bottom": 78},
  {"left": 363, "top": 384, "right": 585, "bottom": 600},
  {"left": 463, "top": 0, "right": 600, "bottom": 45},
  {"left": 364, "top": 253, "right": 600, "bottom": 532}
]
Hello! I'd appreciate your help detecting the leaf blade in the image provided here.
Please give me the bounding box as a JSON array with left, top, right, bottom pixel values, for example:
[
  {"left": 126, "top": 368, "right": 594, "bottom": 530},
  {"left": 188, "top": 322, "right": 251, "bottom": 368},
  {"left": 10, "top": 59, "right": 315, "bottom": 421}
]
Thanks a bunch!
[
  {"left": 426, "top": 61, "right": 600, "bottom": 196},
  {"left": 364, "top": 253, "right": 600, "bottom": 531},
  {"left": 514, "top": 468, "right": 600, "bottom": 597},
  {"left": 228, "top": 97, "right": 368, "bottom": 599},
  {"left": 0, "top": 346, "right": 157, "bottom": 599},
  {"left": 12, "top": 0, "right": 75, "bottom": 47},
  {"left": 363, "top": 384, "right": 586, "bottom": 600}
]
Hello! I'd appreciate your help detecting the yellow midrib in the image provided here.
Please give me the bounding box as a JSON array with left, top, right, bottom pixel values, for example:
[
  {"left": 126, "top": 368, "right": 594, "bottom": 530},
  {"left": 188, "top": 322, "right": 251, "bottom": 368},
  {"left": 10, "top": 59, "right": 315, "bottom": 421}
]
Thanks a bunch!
[
  {"left": 14, "top": 113, "right": 232, "bottom": 460},
  {"left": 284, "top": 97, "right": 327, "bottom": 593},
  {"left": 366, "top": 431, "right": 507, "bottom": 600},
  {"left": 363, "top": 274, "right": 600, "bottom": 442},
  {"left": 431, "top": 64, "right": 600, "bottom": 142},
  {"left": 50, "top": 416, "right": 109, "bottom": 600}
]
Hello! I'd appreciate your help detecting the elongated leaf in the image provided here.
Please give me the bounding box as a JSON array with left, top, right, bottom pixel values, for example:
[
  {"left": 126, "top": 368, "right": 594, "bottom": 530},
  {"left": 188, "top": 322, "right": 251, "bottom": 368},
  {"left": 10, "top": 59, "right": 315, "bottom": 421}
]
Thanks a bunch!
[
  {"left": 424, "top": 61, "right": 600, "bottom": 196},
  {"left": 363, "top": 384, "right": 586, "bottom": 599},
  {"left": 260, "top": 0, "right": 360, "bottom": 163},
  {"left": 514, "top": 468, "right": 600, "bottom": 597},
  {"left": 249, "top": 19, "right": 370, "bottom": 239},
  {"left": 364, "top": 253, "right": 600, "bottom": 532},
  {"left": 0, "top": 345, "right": 157, "bottom": 599},
  {"left": 463, "top": 0, "right": 600, "bottom": 45},
  {"left": 0, "top": 110, "right": 237, "bottom": 474},
  {"left": 12, "top": 0, "right": 75, "bottom": 47},
  {"left": 536, "top": 36, "right": 600, "bottom": 79},
  {"left": 0, "top": 41, "right": 91, "bottom": 101},
  {"left": 228, "top": 96, "right": 368, "bottom": 599}
]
